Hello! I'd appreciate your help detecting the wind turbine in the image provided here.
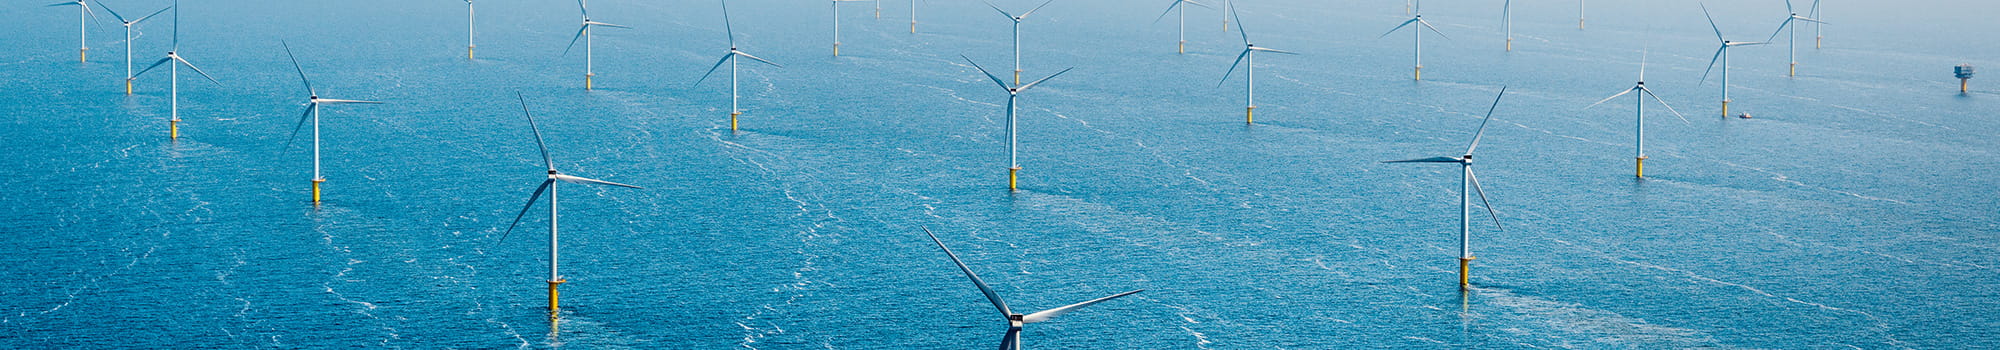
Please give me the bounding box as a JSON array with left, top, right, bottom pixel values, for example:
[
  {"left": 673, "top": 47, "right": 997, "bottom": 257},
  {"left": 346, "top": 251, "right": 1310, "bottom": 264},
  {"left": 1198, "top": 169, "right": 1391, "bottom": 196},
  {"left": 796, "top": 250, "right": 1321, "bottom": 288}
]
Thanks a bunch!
[
  {"left": 1222, "top": 0, "right": 1231, "bottom": 31},
  {"left": 1219, "top": 5, "right": 1298, "bottom": 125},
  {"left": 1766, "top": 0, "right": 1825, "bottom": 77},
  {"left": 923, "top": 227, "right": 1143, "bottom": 350},
  {"left": 1381, "top": 0, "right": 1449, "bottom": 81},
  {"left": 964, "top": 56, "right": 1071, "bottom": 191},
  {"left": 1384, "top": 87, "right": 1507, "bottom": 290},
  {"left": 985, "top": 0, "right": 1055, "bottom": 85},
  {"left": 1809, "top": 1, "right": 1823, "bottom": 48},
  {"left": 1697, "top": 3, "right": 1768, "bottom": 118},
  {"left": 1153, "top": 0, "right": 1214, "bottom": 54},
  {"left": 98, "top": 2, "right": 172, "bottom": 94},
  {"left": 281, "top": 42, "right": 383, "bottom": 204},
  {"left": 132, "top": 1, "right": 221, "bottom": 139},
  {"left": 564, "top": 0, "right": 629, "bottom": 90},
  {"left": 460, "top": 0, "right": 475, "bottom": 59},
  {"left": 830, "top": 0, "right": 867, "bottom": 56},
  {"left": 1578, "top": 0, "right": 1586, "bottom": 29},
  {"left": 1582, "top": 51, "right": 1690, "bottom": 178},
  {"left": 47, "top": 0, "right": 99, "bottom": 62},
  {"left": 502, "top": 93, "right": 644, "bottom": 316},
  {"left": 694, "top": 0, "right": 784, "bottom": 131},
  {"left": 1502, "top": 0, "right": 1513, "bottom": 51},
  {"left": 909, "top": 0, "right": 919, "bottom": 33}
]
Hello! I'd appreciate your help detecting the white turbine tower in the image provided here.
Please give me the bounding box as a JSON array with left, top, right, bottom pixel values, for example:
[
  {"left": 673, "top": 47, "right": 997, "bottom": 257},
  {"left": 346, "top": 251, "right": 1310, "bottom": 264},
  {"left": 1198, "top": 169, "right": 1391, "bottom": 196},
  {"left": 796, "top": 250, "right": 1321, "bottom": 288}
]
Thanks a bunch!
[
  {"left": 1578, "top": 0, "right": 1586, "bottom": 29},
  {"left": 98, "top": 3, "right": 172, "bottom": 94},
  {"left": 830, "top": 0, "right": 867, "bottom": 56},
  {"left": 1502, "top": 0, "right": 1513, "bottom": 51},
  {"left": 1219, "top": 5, "right": 1298, "bottom": 125},
  {"left": 909, "top": 0, "right": 919, "bottom": 33},
  {"left": 964, "top": 56, "right": 1071, "bottom": 191},
  {"left": 1697, "top": 3, "right": 1768, "bottom": 118},
  {"left": 1809, "top": 1, "right": 1823, "bottom": 48},
  {"left": 1582, "top": 51, "right": 1690, "bottom": 178},
  {"left": 47, "top": 0, "right": 99, "bottom": 62},
  {"left": 923, "top": 227, "right": 1144, "bottom": 350},
  {"left": 1384, "top": 87, "right": 1508, "bottom": 290},
  {"left": 694, "top": 0, "right": 784, "bottom": 131},
  {"left": 985, "top": 0, "right": 1055, "bottom": 85},
  {"left": 1222, "top": 0, "right": 1231, "bottom": 31},
  {"left": 1152, "top": 0, "right": 1214, "bottom": 54},
  {"left": 502, "top": 93, "right": 644, "bottom": 317},
  {"left": 564, "top": 0, "right": 629, "bottom": 90},
  {"left": 281, "top": 42, "right": 384, "bottom": 204},
  {"left": 460, "top": 0, "right": 476, "bottom": 59},
  {"left": 1381, "top": 0, "right": 1449, "bottom": 81},
  {"left": 132, "top": 1, "right": 221, "bottom": 139},
  {"left": 1766, "top": 0, "right": 1825, "bottom": 77}
]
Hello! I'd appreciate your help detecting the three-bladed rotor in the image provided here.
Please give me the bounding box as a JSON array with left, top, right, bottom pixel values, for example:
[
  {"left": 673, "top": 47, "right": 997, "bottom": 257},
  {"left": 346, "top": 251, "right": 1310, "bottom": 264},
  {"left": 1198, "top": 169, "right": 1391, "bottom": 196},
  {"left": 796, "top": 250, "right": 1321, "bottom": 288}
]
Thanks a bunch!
[{"left": 923, "top": 227, "right": 1143, "bottom": 350}]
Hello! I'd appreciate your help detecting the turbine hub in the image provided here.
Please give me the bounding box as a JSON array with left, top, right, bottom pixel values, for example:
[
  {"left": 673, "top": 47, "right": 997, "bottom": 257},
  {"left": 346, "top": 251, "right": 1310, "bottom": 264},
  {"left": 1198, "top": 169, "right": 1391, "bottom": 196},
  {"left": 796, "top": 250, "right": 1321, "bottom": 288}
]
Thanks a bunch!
[{"left": 548, "top": 170, "right": 559, "bottom": 175}]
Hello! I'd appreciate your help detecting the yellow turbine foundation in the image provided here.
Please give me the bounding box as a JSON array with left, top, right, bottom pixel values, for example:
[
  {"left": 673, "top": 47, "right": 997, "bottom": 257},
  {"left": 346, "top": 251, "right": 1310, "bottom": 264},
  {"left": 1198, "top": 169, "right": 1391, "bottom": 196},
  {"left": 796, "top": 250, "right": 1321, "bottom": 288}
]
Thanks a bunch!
[
  {"left": 1245, "top": 106, "right": 1255, "bottom": 124},
  {"left": 547, "top": 279, "right": 566, "bottom": 314},
  {"left": 585, "top": 74, "right": 594, "bottom": 91},
  {"left": 1178, "top": 41, "right": 1185, "bottom": 54},
  {"left": 468, "top": 45, "right": 476, "bottom": 60},
  {"left": 1721, "top": 100, "right": 1730, "bottom": 118},
  {"left": 169, "top": 119, "right": 180, "bottom": 139},
  {"left": 1458, "top": 257, "right": 1474, "bottom": 289},
  {"left": 833, "top": 43, "right": 841, "bottom": 56},
  {"left": 1815, "top": 36, "right": 1822, "bottom": 49},
  {"left": 1579, "top": 19, "right": 1585, "bottom": 30},
  {"left": 1007, "top": 167, "right": 1019, "bottom": 191},
  {"left": 1790, "top": 63, "right": 1797, "bottom": 77},
  {"left": 1962, "top": 79, "right": 1970, "bottom": 93},
  {"left": 911, "top": 22, "right": 917, "bottom": 33},
  {"left": 80, "top": 48, "right": 88, "bottom": 63},
  {"left": 1505, "top": 39, "right": 1512, "bottom": 52},
  {"left": 125, "top": 80, "right": 133, "bottom": 95},
  {"left": 311, "top": 179, "right": 323, "bottom": 203},
  {"left": 1414, "top": 66, "right": 1423, "bottom": 81},
  {"left": 1635, "top": 157, "right": 1647, "bottom": 178},
  {"left": 730, "top": 112, "right": 741, "bottom": 131}
]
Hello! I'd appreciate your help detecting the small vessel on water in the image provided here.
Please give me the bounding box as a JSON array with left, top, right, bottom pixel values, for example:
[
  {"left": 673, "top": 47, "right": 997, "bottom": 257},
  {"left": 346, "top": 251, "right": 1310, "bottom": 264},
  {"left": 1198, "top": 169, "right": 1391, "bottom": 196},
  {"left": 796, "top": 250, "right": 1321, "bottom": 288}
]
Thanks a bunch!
[{"left": 1738, "top": 112, "right": 1753, "bottom": 119}]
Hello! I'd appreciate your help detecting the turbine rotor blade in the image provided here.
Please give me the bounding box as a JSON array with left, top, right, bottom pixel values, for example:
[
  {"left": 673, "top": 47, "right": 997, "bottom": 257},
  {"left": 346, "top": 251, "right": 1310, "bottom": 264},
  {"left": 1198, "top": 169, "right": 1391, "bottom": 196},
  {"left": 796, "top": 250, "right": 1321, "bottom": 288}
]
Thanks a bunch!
[
  {"left": 983, "top": 1, "right": 1014, "bottom": 20},
  {"left": 174, "top": 56, "right": 222, "bottom": 85},
  {"left": 517, "top": 93, "right": 555, "bottom": 171},
  {"left": 1018, "top": 0, "right": 1054, "bottom": 19},
  {"left": 562, "top": 25, "right": 588, "bottom": 56},
  {"left": 499, "top": 179, "right": 555, "bottom": 243},
  {"left": 1466, "top": 86, "right": 1508, "bottom": 156},
  {"left": 735, "top": 51, "right": 783, "bottom": 67},
  {"left": 284, "top": 103, "right": 315, "bottom": 149},
  {"left": 313, "top": 99, "right": 384, "bottom": 104},
  {"left": 133, "top": 57, "right": 172, "bottom": 78},
  {"left": 721, "top": 0, "right": 735, "bottom": 47},
  {"left": 1230, "top": 4, "right": 1247, "bottom": 43},
  {"left": 281, "top": 41, "right": 315, "bottom": 96},
  {"left": 99, "top": 1, "right": 128, "bottom": 23},
  {"left": 1379, "top": 18, "right": 1419, "bottom": 39},
  {"left": 1766, "top": 17, "right": 1793, "bottom": 42},
  {"left": 1641, "top": 87, "right": 1691, "bottom": 124},
  {"left": 552, "top": 174, "right": 643, "bottom": 189},
  {"left": 1700, "top": 3, "right": 1725, "bottom": 43},
  {"left": 1021, "top": 289, "right": 1144, "bottom": 324},
  {"left": 1698, "top": 46, "right": 1724, "bottom": 86},
  {"left": 922, "top": 227, "right": 1013, "bottom": 317},
  {"left": 1582, "top": 88, "right": 1635, "bottom": 110},
  {"left": 1468, "top": 168, "right": 1502, "bottom": 231},
  {"left": 1016, "top": 67, "right": 1073, "bottom": 92},
  {"left": 1418, "top": 19, "right": 1450, "bottom": 40},
  {"left": 1217, "top": 49, "right": 1249, "bottom": 87},
  {"left": 1383, "top": 156, "right": 1462, "bottom": 163},
  {"left": 1249, "top": 47, "right": 1297, "bottom": 55},
  {"left": 132, "top": 6, "right": 171, "bottom": 25},
  {"left": 692, "top": 53, "right": 732, "bottom": 87},
  {"left": 961, "top": 56, "right": 1011, "bottom": 90}
]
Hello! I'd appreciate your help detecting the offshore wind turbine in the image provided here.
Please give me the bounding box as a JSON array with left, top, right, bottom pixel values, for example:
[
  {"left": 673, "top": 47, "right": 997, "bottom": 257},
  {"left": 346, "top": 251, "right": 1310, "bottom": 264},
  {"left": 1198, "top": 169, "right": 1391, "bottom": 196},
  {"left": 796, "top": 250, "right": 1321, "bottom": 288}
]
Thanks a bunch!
[
  {"left": 564, "top": 0, "right": 629, "bottom": 90},
  {"left": 964, "top": 56, "right": 1071, "bottom": 191},
  {"left": 1222, "top": 0, "right": 1231, "bottom": 31},
  {"left": 694, "top": 0, "right": 784, "bottom": 131},
  {"left": 1765, "top": 0, "right": 1825, "bottom": 77},
  {"left": 1381, "top": 0, "right": 1449, "bottom": 81},
  {"left": 909, "top": 0, "right": 919, "bottom": 33},
  {"left": 830, "top": 0, "right": 867, "bottom": 56},
  {"left": 923, "top": 227, "right": 1143, "bottom": 350},
  {"left": 1697, "top": 3, "right": 1768, "bottom": 117},
  {"left": 1219, "top": 5, "right": 1298, "bottom": 125},
  {"left": 132, "top": 1, "right": 221, "bottom": 139},
  {"left": 1384, "top": 87, "right": 1507, "bottom": 290},
  {"left": 1578, "top": 0, "right": 1586, "bottom": 29},
  {"left": 99, "top": 2, "right": 172, "bottom": 94},
  {"left": 1582, "top": 52, "right": 1689, "bottom": 178},
  {"left": 502, "top": 93, "right": 644, "bottom": 317},
  {"left": 281, "top": 42, "right": 383, "bottom": 204},
  {"left": 460, "top": 0, "right": 476, "bottom": 59},
  {"left": 47, "top": 0, "right": 100, "bottom": 62},
  {"left": 1809, "top": 1, "right": 1823, "bottom": 48},
  {"left": 1502, "top": 0, "right": 1513, "bottom": 51},
  {"left": 986, "top": 0, "right": 1056, "bottom": 85},
  {"left": 1152, "top": 0, "right": 1213, "bottom": 54}
]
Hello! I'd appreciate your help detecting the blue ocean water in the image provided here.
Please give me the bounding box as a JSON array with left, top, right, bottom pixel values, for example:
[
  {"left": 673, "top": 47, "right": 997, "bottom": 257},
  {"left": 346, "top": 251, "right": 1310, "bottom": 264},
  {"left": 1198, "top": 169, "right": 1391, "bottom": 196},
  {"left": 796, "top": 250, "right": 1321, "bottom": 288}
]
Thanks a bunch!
[{"left": 2, "top": 0, "right": 1997, "bottom": 348}]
